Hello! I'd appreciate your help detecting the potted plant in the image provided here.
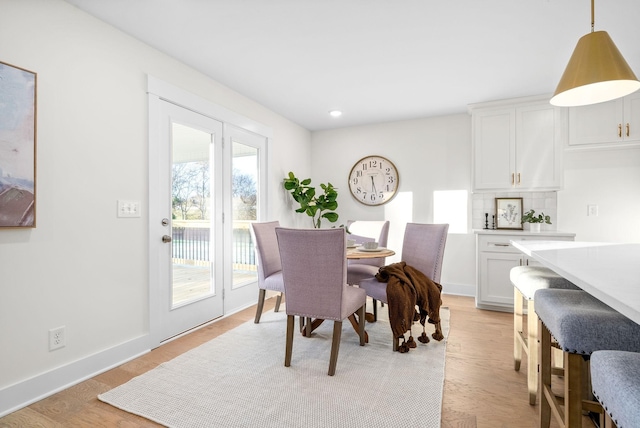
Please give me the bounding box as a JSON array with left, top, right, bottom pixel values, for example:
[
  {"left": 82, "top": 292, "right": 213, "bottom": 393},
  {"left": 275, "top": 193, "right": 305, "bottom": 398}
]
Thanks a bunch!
[
  {"left": 283, "top": 172, "right": 339, "bottom": 228},
  {"left": 521, "top": 209, "right": 551, "bottom": 232}
]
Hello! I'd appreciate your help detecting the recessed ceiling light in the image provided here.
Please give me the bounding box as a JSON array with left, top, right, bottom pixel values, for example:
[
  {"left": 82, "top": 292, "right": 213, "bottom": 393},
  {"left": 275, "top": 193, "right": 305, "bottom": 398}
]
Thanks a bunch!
[{"left": 329, "top": 110, "right": 342, "bottom": 117}]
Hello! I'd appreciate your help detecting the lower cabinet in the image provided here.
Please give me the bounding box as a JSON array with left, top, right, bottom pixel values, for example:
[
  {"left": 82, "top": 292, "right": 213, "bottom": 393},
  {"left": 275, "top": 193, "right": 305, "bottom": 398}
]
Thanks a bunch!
[{"left": 475, "top": 232, "right": 575, "bottom": 312}]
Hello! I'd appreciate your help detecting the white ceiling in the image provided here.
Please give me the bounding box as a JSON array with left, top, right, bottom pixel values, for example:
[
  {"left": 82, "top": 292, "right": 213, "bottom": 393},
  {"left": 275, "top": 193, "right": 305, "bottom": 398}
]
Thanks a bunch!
[{"left": 63, "top": 0, "right": 640, "bottom": 131}]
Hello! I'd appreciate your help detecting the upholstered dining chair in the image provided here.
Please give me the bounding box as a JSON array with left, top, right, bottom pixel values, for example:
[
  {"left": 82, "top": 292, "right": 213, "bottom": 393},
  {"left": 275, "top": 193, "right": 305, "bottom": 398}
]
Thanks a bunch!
[
  {"left": 275, "top": 227, "right": 367, "bottom": 376},
  {"left": 359, "top": 223, "right": 448, "bottom": 349},
  {"left": 250, "top": 221, "right": 285, "bottom": 324},
  {"left": 346, "top": 220, "right": 390, "bottom": 286}
]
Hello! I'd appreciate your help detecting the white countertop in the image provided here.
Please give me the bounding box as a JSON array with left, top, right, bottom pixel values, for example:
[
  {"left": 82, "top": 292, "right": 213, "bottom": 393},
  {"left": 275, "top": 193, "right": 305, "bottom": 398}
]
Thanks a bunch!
[{"left": 511, "top": 240, "right": 640, "bottom": 325}]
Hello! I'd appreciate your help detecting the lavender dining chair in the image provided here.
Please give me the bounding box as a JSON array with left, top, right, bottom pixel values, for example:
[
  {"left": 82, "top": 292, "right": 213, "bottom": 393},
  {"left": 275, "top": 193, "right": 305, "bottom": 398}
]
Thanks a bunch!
[
  {"left": 359, "top": 223, "right": 448, "bottom": 349},
  {"left": 275, "top": 227, "right": 367, "bottom": 376},
  {"left": 250, "top": 221, "right": 285, "bottom": 323}
]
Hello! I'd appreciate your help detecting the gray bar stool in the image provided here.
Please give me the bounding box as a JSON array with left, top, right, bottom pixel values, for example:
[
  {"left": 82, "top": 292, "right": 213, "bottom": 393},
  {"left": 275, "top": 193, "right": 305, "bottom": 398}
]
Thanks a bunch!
[
  {"left": 535, "top": 289, "right": 640, "bottom": 428},
  {"left": 591, "top": 350, "right": 640, "bottom": 428},
  {"left": 511, "top": 266, "right": 579, "bottom": 404}
]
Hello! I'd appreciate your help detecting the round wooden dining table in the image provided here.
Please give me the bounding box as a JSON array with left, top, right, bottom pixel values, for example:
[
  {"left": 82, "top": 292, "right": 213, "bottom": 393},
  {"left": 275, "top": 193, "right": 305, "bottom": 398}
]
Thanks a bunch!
[{"left": 346, "top": 246, "right": 395, "bottom": 259}]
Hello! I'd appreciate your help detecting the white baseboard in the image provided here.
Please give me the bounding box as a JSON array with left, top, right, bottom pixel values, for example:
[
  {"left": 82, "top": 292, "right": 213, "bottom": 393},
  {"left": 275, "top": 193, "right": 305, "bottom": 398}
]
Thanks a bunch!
[
  {"left": 441, "top": 281, "right": 475, "bottom": 298},
  {"left": 0, "top": 335, "right": 150, "bottom": 418}
]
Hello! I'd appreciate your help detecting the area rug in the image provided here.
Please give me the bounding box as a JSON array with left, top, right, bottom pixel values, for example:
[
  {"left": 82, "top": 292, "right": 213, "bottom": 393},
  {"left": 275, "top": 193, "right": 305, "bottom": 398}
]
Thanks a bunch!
[{"left": 99, "top": 305, "right": 450, "bottom": 428}]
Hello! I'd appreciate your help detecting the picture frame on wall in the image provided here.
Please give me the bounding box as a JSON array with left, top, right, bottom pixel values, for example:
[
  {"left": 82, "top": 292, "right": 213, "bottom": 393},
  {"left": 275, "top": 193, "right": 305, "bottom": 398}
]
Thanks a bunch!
[
  {"left": 0, "top": 60, "right": 37, "bottom": 228},
  {"left": 495, "top": 197, "right": 523, "bottom": 230}
]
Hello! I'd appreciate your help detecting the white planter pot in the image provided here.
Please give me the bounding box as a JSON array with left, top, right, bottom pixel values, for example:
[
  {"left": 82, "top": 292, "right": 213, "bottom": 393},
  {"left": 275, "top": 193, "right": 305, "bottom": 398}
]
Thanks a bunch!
[{"left": 528, "top": 223, "right": 541, "bottom": 233}]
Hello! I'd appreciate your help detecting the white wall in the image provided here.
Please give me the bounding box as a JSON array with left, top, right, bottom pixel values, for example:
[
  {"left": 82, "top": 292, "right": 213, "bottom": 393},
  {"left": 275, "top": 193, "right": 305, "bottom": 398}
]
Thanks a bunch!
[
  {"left": 0, "top": 0, "right": 310, "bottom": 415},
  {"left": 310, "top": 114, "right": 476, "bottom": 296},
  {"left": 558, "top": 147, "right": 640, "bottom": 242}
]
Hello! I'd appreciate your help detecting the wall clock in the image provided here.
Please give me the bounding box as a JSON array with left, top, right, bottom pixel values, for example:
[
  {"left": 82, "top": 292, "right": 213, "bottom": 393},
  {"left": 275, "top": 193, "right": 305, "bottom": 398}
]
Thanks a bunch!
[{"left": 348, "top": 155, "right": 399, "bottom": 206}]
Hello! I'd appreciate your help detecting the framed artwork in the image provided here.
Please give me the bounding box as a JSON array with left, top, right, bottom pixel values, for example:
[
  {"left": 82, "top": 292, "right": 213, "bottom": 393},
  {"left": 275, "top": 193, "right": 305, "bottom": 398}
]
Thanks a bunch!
[
  {"left": 0, "top": 61, "right": 37, "bottom": 228},
  {"left": 495, "top": 197, "right": 523, "bottom": 230}
]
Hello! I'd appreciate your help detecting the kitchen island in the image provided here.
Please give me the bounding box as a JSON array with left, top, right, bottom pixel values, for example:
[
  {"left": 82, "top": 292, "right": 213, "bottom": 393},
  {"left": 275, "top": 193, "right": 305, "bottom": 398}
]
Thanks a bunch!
[{"left": 510, "top": 240, "right": 640, "bottom": 325}]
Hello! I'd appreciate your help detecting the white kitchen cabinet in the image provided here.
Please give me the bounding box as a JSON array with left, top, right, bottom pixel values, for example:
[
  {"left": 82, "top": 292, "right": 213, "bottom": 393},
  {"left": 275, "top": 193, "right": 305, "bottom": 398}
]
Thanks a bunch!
[
  {"left": 475, "top": 231, "right": 575, "bottom": 312},
  {"left": 470, "top": 95, "right": 566, "bottom": 192},
  {"left": 568, "top": 91, "right": 640, "bottom": 149}
]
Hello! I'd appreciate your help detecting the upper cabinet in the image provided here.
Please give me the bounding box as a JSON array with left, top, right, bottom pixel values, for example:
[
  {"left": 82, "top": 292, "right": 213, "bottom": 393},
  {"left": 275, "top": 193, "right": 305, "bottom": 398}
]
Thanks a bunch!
[
  {"left": 568, "top": 91, "right": 640, "bottom": 149},
  {"left": 469, "top": 95, "right": 566, "bottom": 192}
]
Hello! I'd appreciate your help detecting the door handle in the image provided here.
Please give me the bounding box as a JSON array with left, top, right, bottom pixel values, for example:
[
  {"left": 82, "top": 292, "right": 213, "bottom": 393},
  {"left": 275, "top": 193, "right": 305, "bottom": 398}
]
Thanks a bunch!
[{"left": 162, "top": 235, "right": 172, "bottom": 243}]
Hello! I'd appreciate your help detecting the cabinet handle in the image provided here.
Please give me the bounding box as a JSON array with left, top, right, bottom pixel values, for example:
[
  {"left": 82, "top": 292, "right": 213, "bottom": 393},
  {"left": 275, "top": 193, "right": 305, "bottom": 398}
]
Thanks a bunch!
[
  {"left": 511, "top": 173, "right": 515, "bottom": 186},
  {"left": 489, "top": 243, "right": 510, "bottom": 247},
  {"left": 517, "top": 173, "right": 521, "bottom": 185},
  {"left": 619, "top": 123, "right": 622, "bottom": 138},
  {"left": 627, "top": 123, "right": 630, "bottom": 137}
]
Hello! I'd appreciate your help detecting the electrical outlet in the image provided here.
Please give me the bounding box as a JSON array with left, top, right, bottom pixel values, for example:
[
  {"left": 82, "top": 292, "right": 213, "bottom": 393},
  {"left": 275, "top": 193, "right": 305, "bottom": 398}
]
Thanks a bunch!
[
  {"left": 587, "top": 204, "right": 599, "bottom": 217},
  {"left": 49, "top": 326, "right": 66, "bottom": 351}
]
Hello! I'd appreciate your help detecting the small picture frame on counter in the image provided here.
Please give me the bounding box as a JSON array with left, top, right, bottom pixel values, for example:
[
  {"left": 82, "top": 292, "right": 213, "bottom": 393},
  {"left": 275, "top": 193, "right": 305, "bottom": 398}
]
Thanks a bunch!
[{"left": 495, "top": 197, "right": 523, "bottom": 230}]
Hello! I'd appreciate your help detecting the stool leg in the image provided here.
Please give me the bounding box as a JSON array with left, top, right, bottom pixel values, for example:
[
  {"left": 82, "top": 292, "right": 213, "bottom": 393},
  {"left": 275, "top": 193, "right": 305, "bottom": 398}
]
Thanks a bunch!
[
  {"left": 539, "top": 318, "right": 552, "bottom": 428},
  {"left": 514, "top": 287, "right": 524, "bottom": 371},
  {"left": 527, "top": 299, "right": 538, "bottom": 405},
  {"left": 565, "top": 352, "right": 584, "bottom": 428},
  {"left": 604, "top": 412, "right": 616, "bottom": 428}
]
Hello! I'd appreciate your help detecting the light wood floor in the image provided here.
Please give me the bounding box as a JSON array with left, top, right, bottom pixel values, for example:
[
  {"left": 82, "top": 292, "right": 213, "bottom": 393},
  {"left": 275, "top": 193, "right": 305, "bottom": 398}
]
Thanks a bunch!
[{"left": 0, "top": 294, "right": 596, "bottom": 428}]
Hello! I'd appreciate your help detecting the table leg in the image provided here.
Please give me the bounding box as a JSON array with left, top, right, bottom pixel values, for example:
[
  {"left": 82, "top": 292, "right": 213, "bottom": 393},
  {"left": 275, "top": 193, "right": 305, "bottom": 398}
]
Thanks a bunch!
[
  {"left": 348, "top": 314, "right": 369, "bottom": 343},
  {"left": 300, "top": 318, "right": 325, "bottom": 337},
  {"left": 301, "top": 315, "right": 369, "bottom": 344}
]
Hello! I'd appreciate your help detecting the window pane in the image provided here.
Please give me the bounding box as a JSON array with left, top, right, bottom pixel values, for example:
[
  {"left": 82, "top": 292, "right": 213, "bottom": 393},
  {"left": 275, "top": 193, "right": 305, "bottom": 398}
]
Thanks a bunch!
[
  {"left": 232, "top": 141, "right": 258, "bottom": 288},
  {"left": 171, "top": 122, "right": 214, "bottom": 307}
]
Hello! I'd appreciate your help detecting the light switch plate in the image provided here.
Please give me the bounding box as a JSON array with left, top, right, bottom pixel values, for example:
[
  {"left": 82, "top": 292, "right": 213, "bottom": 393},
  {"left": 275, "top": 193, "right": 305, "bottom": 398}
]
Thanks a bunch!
[{"left": 118, "top": 200, "right": 141, "bottom": 218}]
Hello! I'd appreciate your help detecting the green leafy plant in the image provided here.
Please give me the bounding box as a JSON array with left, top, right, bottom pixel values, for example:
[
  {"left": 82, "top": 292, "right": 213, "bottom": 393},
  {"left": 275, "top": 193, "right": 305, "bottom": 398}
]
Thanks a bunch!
[
  {"left": 521, "top": 209, "right": 552, "bottom": 224},
  {"left": 283, "top": 172, "right": 339, "bottom": 228}
]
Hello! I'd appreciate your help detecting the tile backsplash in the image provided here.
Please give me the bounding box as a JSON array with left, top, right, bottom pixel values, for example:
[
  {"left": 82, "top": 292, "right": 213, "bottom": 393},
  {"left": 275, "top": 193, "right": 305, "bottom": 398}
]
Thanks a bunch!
[{"left": 471, "top": 192, "right": 557, "bottom": 231}]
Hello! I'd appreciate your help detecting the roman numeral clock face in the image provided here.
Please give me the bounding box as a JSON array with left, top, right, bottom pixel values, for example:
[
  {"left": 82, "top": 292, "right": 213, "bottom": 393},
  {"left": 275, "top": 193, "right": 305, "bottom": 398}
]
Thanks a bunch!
[{"left": 348, "top": 156, "right": 399, "bottom": 206}]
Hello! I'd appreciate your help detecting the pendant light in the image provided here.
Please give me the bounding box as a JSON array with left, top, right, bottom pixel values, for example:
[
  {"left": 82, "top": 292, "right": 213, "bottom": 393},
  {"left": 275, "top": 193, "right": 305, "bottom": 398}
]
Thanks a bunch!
[{"left": 550, "top": 0, "right": 640, "bottom": 107}]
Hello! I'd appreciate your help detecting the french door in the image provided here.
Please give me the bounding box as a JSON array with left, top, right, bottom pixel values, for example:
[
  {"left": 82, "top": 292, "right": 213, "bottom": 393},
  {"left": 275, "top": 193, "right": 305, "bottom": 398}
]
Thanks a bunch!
[
  {"left": 223, "top": 125, "right": 267, "bottom": 310},
  {"left": 150, "top": 100, "right": 224, "bottom": 344},
  {"left": 148, "top": 77, "right": 271, "bottom": 347}
]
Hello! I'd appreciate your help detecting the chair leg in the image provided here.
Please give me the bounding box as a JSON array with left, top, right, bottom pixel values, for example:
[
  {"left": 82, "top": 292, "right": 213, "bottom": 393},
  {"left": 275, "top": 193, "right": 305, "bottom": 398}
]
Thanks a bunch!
[
  {"left": 514, "top": 287, "right": 524, "bottom": 371},
  {"left": 274, "top": 292, "right": 283, "bottom": 312},
  {"left": 254, "top": 289, "right": 266, "bottom": 323},
  {"left": 372, "top": 298, "right": 378, "bottom": 321},
  {"left": 526, "top": 299, "right": 538, "bottom": 405},
  {"left": 358, "top": 305, "right": 366, "bottom": 346},
  {"left": 328, "top": 321, "right": 343, "bottom": 376},
  {"left": 285, "top": 315, "right": 294, "bottom": 367}
]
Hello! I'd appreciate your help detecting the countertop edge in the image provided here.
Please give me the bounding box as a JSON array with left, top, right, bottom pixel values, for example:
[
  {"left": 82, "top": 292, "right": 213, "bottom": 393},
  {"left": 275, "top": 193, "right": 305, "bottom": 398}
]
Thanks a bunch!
[{"left": 473, "top": 229, "right": 576, "bottom": 237}]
